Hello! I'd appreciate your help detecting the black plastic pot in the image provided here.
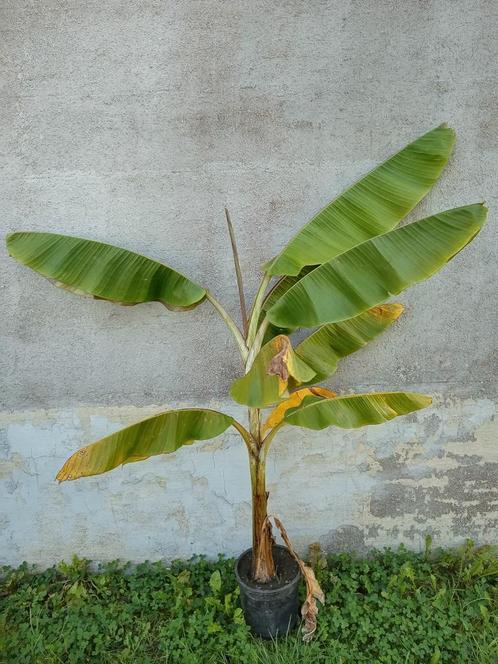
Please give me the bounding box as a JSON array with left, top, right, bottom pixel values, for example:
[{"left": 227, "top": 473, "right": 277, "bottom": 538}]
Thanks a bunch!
[{"left": 235, "top": 544, "right": 301, "bottom": 638}]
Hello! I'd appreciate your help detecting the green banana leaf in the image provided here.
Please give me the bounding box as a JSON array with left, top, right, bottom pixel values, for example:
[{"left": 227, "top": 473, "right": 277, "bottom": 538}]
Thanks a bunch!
[
  {"left": 295, "top": 303, "right": 404, "bottom": 384},
  {"left": 258, "top": 267, "right": 316, "bottom": 342},
  {"left": 267, "top": 204, "right": 486, "bottom": 328},
  {"left": 267, "top": 125, "right": 455, "bottom": 276},
  {"left": 263, "top": 266, "right": 317, "bottom": 312},
  {"left": 230, "top": 335, "right": 316, "bottom": 407},
  {"left": 262, "top": 322, "right": 294, "bottom": 345},
  {"left": 56, "top": 409, "right": 234, "bottom": 481},
  {"left": 254, "top": 271, "right": 318, "bottom": 344},
  {"left": 6, "top": 232, "right": 206, "bottom": 311},
  {"left": 284, "top": 392, "right": 432, "bottom": 430}
]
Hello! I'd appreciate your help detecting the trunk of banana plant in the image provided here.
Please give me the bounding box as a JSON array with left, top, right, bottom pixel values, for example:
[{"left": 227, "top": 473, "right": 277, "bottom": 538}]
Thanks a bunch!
[{"left": 249, "top": 408, "right": 276, "bottom": 582}]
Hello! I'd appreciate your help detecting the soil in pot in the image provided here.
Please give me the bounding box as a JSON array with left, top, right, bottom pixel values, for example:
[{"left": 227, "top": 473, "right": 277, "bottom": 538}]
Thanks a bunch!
[{"left": 235, "top": 544, "right": 301, "bottom": 638}]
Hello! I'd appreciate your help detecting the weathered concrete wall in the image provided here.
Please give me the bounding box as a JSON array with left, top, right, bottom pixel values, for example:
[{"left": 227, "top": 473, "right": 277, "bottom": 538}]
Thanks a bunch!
[{"left": 1, "top": 1, "right": 497, "bottom": 566}]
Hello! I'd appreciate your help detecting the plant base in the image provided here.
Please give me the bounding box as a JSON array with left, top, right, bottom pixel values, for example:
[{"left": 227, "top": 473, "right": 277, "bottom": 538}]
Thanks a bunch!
[{"left": 235, "top": 544, "right": 301, "bottom": 638}]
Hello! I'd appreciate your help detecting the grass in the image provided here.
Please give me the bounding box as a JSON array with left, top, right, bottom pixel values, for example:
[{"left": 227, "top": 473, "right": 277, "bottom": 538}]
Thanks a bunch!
[{"left": 0, "top": 539, "right": 497, "bottom": 663}]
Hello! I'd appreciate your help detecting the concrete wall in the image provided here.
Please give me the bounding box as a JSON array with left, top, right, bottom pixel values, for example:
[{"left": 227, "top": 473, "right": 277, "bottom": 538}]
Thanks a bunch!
[{"left": 1, "top": 1, "right": 497, "bottom": 567}]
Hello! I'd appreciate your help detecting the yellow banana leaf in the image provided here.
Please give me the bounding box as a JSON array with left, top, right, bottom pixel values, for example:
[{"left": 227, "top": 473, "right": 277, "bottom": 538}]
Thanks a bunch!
[
  {"left": 262, "top": 387, "right": 337, "bottom": 435},
  {"left": 56, "top": 409, "right": 234, "bottom": 481}
]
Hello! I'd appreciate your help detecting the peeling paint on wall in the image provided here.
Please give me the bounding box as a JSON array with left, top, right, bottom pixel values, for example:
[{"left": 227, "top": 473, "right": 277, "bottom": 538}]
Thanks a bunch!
[{"left": 0, "top": 397, "right": 496, "bottom": 566}]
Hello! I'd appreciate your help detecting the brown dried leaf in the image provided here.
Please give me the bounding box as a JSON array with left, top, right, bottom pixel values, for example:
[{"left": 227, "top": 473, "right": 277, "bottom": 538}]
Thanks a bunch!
[
  {"left": 267, "top": 336, "right": 291, "bottom": 381},
  {"left": 270, "top": 516, "right": 325, "bottom": 641},
  {"left": 300, "top": 565, "right": 325, "bottom": 642}
]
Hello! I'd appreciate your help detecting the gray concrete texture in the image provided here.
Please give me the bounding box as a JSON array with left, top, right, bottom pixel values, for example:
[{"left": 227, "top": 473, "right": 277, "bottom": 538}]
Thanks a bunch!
[{"left": 1, "top": 1, "right": 497, "bottom": 566}]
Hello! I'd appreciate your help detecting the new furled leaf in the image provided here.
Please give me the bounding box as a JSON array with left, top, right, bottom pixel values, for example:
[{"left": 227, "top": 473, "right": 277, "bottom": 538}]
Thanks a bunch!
[
  {"left": 230, "top": 335, "right": 316, "bottom": 407},
  {"left": 267, "top": 125, "right": 455, "bottom": 276},
  {"left": 6, "top": 232, "right": 206, "bottom": 311},
  {"left": 295, "top": 303, "right": 404, "bottom": 384},
  {"left": 56, "top": 409, "right": 234, "bottom": 481},
  {"left": 267, "top": 204, "right": 487, "bottom": 328},
  {"left": 284, "top": 392, "right": 432, "bottom": 430}
]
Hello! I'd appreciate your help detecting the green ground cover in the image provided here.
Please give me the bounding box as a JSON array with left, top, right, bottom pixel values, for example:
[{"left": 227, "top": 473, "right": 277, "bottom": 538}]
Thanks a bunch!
[{"left": 1, "top": 539, "right": 496, "bottom": 663}]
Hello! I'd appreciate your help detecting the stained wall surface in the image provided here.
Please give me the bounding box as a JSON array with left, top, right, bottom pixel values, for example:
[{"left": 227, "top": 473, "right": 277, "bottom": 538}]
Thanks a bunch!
[{"left": 1, "top": 1, "right": 497, "bottom": 566}]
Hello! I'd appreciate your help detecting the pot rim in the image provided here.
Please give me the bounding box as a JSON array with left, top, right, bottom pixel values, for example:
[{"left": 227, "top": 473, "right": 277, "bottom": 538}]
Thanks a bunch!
[{"left": 235, "top": 544, "right": 301, "bottom": 596}]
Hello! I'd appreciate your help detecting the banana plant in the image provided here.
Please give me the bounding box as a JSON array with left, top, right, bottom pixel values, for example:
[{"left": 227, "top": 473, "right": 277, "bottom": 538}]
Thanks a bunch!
[{"left": 6, "top": 125, "right": 487, "bottom": 583}]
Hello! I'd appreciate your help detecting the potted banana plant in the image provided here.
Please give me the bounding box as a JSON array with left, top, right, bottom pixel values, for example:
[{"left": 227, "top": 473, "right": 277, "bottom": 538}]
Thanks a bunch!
[{"left": 6, "top": 125, "right": 487, "bottom": 638}]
